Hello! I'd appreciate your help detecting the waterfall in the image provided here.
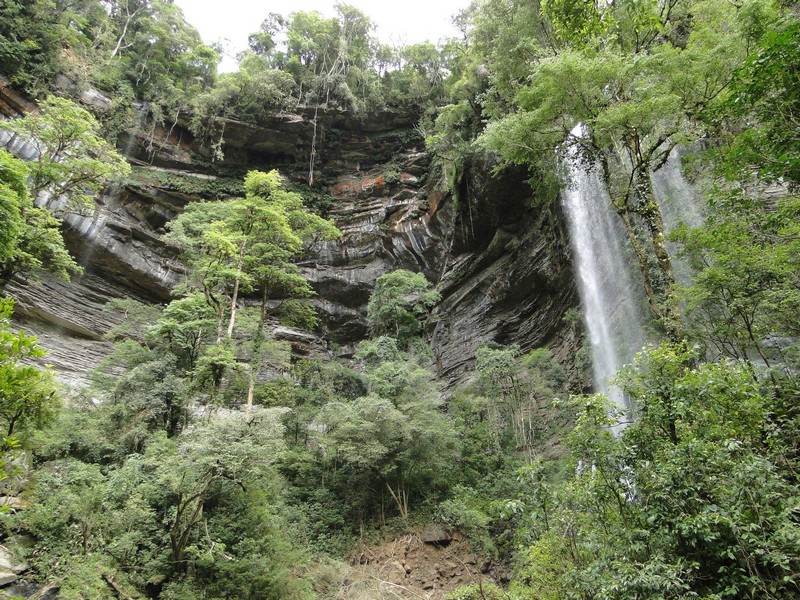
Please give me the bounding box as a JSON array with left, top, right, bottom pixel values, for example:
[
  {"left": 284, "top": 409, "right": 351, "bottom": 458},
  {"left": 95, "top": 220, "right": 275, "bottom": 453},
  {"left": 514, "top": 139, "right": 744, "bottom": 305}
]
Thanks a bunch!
[
  {"left": 652, "top": 151, "right": 704, "bottom": 233},
  {"left": 561, "top": 134, "right": 648, "bottom": 415},
  {"left": 652, "top": 152, "right": 705, "bottom": 285}
]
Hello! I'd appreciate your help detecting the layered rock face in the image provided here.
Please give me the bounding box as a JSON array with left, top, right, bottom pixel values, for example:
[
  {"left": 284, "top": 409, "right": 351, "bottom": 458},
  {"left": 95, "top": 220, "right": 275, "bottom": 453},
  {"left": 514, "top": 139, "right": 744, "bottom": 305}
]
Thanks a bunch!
[{"left": 1, "top": 88, "right": 577, "bottom": 387}]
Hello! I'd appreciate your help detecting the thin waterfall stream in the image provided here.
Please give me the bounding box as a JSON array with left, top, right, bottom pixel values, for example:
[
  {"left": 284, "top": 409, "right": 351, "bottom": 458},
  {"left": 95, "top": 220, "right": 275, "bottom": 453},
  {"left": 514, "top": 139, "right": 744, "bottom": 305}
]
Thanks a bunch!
[{"left": 561, "top": 135, "right": 648, "bottom": 417}]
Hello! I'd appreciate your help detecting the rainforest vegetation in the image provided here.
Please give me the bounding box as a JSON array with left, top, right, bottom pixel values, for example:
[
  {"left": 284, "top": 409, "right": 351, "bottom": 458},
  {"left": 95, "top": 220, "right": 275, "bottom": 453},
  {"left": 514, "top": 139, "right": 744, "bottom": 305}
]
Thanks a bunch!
[{"left": 1, "top": 0, "right": 799, "bottom": 598}]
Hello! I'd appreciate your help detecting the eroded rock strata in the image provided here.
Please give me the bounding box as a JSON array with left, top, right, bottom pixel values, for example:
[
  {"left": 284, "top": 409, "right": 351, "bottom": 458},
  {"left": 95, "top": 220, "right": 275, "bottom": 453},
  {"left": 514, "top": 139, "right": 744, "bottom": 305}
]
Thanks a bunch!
[{"left": 1, "top": 87, "right": 577, "bottom": 387}]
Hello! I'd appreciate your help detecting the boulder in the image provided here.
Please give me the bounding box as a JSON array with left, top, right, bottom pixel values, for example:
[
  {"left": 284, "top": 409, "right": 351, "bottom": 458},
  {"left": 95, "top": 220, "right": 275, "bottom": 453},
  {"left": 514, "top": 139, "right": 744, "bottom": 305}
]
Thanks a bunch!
[
  {"left": 421, "top": 524, "right": 452, "bottom": 545},
  {"left": 0, "top": 545, "right": 29, "bottom": 587}
]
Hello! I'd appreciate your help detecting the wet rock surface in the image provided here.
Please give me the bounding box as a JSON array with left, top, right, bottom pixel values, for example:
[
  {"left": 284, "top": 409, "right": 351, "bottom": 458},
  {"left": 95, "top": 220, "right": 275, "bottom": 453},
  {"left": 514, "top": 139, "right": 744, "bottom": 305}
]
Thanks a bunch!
[{"left": 430, "top": 159, "right": 576, "bottom": 386}]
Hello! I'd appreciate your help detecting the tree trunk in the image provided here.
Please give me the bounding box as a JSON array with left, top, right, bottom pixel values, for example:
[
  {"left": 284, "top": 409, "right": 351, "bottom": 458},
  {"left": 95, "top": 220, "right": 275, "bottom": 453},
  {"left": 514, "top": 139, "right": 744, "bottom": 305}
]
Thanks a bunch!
[
  {"left": 110, "top": 6, "right": 143, "bottom": 59},
  {"left": 170, "top": 474, "right": 213, "bottom": 573},
  {"left": 246, "top": 286, "right": 270, "bottom": 410},
  {"left": 635, "top": 171, "right": 683, "bottom": 341},
  {"left": 599, "top": 151, "right": 683, "bottom": 340},
  {"left": 386, "top": 479, "right": 409, "bottom": 519},
  {"left": 226, "top": 245, "right": 246, "bottom": 339},
  {"left": 308, "top": 106, "right": 319, "bottom": 185}
]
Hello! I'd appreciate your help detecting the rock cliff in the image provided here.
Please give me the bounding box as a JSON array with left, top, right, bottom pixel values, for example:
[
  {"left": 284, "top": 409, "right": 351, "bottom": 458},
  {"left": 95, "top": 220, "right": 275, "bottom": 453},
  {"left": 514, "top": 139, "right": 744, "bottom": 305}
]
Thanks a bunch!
[{"left": 1, "top": 86, "right": 578, "bottom": 388}]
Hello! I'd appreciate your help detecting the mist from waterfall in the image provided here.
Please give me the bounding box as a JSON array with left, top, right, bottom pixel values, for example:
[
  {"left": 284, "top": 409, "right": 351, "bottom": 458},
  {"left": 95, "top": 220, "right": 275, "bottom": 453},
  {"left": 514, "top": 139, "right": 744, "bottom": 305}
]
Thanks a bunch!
[
  {"left": 652, "top": 152, "right": 706, "bottom": 285},
  {"left": 561, "top": 139, "right": 648, "bottom": 414},
  {"left": 652, "top": 151, "right": 705, "bottom": 232}
]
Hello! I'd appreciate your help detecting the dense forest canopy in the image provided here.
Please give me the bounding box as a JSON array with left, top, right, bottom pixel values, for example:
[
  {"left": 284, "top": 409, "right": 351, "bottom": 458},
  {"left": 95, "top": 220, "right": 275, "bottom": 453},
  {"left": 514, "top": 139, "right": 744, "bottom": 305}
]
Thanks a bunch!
[{"left": 0, "top": 0, "right": 799, "bottom": 598}]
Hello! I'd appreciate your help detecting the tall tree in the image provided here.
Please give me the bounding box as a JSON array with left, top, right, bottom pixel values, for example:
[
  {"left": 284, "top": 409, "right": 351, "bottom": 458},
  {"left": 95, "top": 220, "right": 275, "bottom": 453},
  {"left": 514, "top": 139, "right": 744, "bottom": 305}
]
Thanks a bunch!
[
  {"left": 366, "top": 269, "right": 440, "bottom": 347},
  {"left": 672, "top": 13, "right": 800, "bottom": 373},
  {"left": 167, "top": 169, "right": 339, "bottom": 407},
  {"left": 0, "top": 0, "right": 65, "bottom": 95}
]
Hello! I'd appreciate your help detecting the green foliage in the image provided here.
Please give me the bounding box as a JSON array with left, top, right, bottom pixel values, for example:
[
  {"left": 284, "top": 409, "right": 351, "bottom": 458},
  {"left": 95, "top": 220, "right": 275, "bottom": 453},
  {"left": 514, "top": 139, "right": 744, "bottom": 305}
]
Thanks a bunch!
[
  {"left": 191, "top": 52, "right": 296, "bottom": 156},
  {"left": 445, "top": 582, "right": 510, "bottom": 600},
  {"left": 0, "top": 0, "right": 65, "bottom": 96},
  {"left": 437, "top": 486, "right": 497, "bottom": 557},
  {"left": 448, "top": 0, "right": 782, "bottom": 338},
  {"left": 147, "top": 294, "right": 217, "bottom": 372},
  {"left": 673, "top": 191, "right": 800, "bottom": 368},
  {"left": 109, "top": 351, "right": 188, "bottom": 447},
  {"left": 0, "top": 297, "right": 59, "bottom": 444},
  {"left": 11, "top": 201, "right": 82, "bottom": 283},
  {"left": 163, "top": 169, "right": 339, "bottom": 408},
  {"left": 542, "top": 0, "right": 606, "bottom": 44},
  {"left": 191, "top": 340, "right": 242, "bottom": 400},
  {"left": 0, "top": 149, "right": 81, "bottom": 285},
  {"left": 366, "top": 269, "right": 440, "bottom": 346},
  {"left": 32, "top": 399, "right": 119, "bottom": 465},
  {"left": 23, "top": 458, "right": 109, "bottom": 562},
  {"left": 168, "top": 169, "right": 339, "bottom": 339},
  {"left": 509, "top": 344, "right": 800, "bottom": 599},
  {"left": 278, "top": 4, "right": 377, "bottom": 111},
  {"left": 6, "top": 4, "right": 800, "bottom": 599},
  {"left": 0, "top": 150, "right": 26, "bottom": 285},
  {"left": 19, "top": 407, "right": 300, "bottom": 596},
  {"left": 128, "top": 166, "right": 245, "bottom": 200},
  {"left": 0, "top": 151, "right": 26, "bottom": 264},
  {"left": 103, "top": 297, "right": 162, "bottom": 343},
  {"left": 0, "top": 0, "right": 218, "bottom": 106},
  {"left": 92, "top": 0, "right": 218, "bottom": 113},
  {"left": 670, "top": 11, "right": 800, "bottom": 376},
  {"left": 310, "top": 340, "right": 457, "bottom": 520},
  {"left": 724, "top": 19, "right": 800, "bottom": 184},
  {"left": 473, "top": 345, "right": 567, "bottom": 456},
  {"left": 0, "top": 97, "right": 130, "bottom": 209}
]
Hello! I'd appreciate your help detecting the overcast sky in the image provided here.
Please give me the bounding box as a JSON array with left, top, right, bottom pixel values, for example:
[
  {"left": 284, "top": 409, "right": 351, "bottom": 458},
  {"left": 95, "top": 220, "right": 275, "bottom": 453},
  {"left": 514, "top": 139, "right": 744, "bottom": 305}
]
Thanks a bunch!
[{"left": 173, "top": 0, "right": 472, "bottom": 72}]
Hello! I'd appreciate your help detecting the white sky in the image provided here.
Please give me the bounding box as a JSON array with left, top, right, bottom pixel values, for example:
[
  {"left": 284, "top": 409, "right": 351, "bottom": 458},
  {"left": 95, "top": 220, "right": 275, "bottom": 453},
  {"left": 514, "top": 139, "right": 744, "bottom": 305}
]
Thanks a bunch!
[{"left": 173, "top": 0, "right": 472, "bottom": 72}]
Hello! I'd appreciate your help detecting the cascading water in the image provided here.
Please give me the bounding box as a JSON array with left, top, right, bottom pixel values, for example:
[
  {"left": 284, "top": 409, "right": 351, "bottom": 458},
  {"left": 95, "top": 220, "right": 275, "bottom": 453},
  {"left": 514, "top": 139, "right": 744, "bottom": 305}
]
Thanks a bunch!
[
  {"left": 652, "top": 151, "right": 704, "bottom": 233},
  {"left": 561, "top": 131, "right": 648, "bottom": 416},
  {"left": 652, "top": 152, "right": 705, "bottom": 285}
]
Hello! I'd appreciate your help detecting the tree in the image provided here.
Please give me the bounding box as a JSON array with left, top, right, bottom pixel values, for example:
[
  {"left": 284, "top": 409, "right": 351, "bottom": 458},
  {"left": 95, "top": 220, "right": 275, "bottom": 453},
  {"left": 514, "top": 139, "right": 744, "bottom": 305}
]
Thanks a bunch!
[
  {"left": 474, "top": 345, "right": 566, "bottom": 457},
  {"left": 673, "top": 192, "right": 800, "bottom": 370},
  {"left": 366, "top": 269, "right": 440, "bottom": 346},
  {"left": 312, "top": 337, "right": 457, "bottom": 519},
  {"left": 0, "top": 298, "right": 58, "bottom": 439},
  {"left": 22, "top": 407, "right": 292, "bottom": 594},
  {"left": 0, "top": 297, "right": 59, "bottom": 487},
  {"left": 0, "top": 97, "right": 130, "bottom": 209},
  {"left": 191, "top": 53, "right": 295, "bottom": 159},
  {"left": 672, "top": 13, "right": 800, "bottom": 375},
  {"left": 147, "top": 293, "right": 218, "bottom": 372},
  {"left": 0, "top": 151, "right": 26, "bottom": 268},
  {"left": 147, "top": 408, "right": 287, "bottom": 573},
  {"left": 0, "top": 0, "right": 65, "bottom": 95},
  {"left": 722, "top": 18, "right": 800, "bottom": 185},
  {"left": 98, "top": 0, "right": 218, "bottom": 105},
  {"left": 511, "top": 344, "right": 800, "bottom": 598},
  {"left": 167, "top": 169, "right": 339, "bottom": 407},
  {"left": 0, "top": 149, "right": 81, "bottom": 287}
]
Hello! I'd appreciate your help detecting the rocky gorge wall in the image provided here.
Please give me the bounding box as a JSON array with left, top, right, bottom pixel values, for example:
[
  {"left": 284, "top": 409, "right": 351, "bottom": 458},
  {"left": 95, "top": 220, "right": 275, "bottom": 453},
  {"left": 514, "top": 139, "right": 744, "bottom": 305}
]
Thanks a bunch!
[{"left": 1, "top": 85, "right": 579, "bottom": 389}]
